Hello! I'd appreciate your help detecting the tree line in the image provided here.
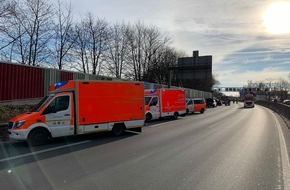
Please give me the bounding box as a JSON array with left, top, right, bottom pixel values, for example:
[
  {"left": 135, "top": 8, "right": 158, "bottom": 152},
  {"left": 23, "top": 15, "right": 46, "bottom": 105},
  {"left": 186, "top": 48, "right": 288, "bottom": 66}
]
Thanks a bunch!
[
  {"left": 0, "top": 0, "right": 218, "bottom": 90},
  {"left": 246, "top": 78, "right": 289, "bottom": 93}
]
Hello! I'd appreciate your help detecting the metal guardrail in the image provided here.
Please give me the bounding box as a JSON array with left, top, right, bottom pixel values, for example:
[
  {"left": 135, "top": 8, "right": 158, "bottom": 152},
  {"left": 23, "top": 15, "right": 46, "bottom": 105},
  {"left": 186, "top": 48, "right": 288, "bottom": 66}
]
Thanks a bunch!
[{"left": 256, "top": 101, "right": 290, "bottom": 129}]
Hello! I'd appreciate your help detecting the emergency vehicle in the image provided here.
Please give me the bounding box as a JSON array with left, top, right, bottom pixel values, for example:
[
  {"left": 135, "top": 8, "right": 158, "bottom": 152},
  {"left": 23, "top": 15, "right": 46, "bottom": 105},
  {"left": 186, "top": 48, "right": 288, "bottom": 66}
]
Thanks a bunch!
[
  {"left": 8, "top": 80, "right": 144, "bottom": 146},
  {"left": 193, "top": 98, "right": 206, "bottom": 113},
  {"left": 144, "top": 88, "right": 186, "bottom": 122},
  {"left": 186, "top": 98, "right": 194, "bottom": 114},
  {"left": 244, "top": 94, "right": 255, "bottom": 108}
]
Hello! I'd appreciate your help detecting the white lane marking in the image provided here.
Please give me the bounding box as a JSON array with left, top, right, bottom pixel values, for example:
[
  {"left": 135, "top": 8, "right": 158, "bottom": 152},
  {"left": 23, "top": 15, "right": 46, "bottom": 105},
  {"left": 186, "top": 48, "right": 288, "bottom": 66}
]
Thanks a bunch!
[
  {"left": 0, "top": 140, "right": 91, "bottom": 162},
  {"left": 271, "top": 111, "right": 290, "bottom": 190}
]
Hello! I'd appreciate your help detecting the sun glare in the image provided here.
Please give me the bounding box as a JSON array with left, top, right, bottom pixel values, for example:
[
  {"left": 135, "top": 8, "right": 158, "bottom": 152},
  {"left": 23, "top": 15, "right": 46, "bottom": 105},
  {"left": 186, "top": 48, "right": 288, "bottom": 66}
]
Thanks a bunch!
[{"left": 263, "top": 2, "right": 290, "bottom": 34}]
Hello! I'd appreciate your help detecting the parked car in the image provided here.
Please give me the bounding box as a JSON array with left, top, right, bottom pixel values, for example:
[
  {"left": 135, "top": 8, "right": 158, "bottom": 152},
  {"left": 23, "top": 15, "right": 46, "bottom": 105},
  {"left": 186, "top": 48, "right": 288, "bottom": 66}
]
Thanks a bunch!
[
  {"left": 193, "top": 98, "right": 206, "bottom": 113},
  {"left": 283, "top": 99, "right": 290, "bottom": 105},
  {"left": 216, "top": 99, "right": 222, "bottom": 106},
  {"left": 223, "top": 99, "right": 231, "bottom": 106},
  {"left": 206, "top": 98, "right": 217, "bottom": 108},
  {"left": 186, "top": 98, "right": 194, "bottom": 114}
]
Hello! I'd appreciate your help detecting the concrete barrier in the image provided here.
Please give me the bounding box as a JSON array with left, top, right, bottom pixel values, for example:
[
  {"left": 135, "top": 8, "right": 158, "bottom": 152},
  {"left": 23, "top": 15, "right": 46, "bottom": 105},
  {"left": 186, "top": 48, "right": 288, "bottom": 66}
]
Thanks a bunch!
[{"left": 256, "top": 101, "right": 290, "bottom": 129}]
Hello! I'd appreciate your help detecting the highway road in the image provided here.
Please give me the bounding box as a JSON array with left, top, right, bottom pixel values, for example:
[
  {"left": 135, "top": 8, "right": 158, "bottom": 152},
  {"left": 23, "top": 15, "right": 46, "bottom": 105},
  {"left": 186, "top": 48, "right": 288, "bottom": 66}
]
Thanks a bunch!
[{"left": 0, "top": 103, "right": 290, "bottom": 190}]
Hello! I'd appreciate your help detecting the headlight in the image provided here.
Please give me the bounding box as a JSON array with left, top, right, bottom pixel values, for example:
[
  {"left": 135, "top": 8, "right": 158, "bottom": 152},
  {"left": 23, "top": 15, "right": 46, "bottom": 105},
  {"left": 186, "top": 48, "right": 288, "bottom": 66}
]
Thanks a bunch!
[{"left": 14, "top": 120, "right": 26, "bottom": 128}]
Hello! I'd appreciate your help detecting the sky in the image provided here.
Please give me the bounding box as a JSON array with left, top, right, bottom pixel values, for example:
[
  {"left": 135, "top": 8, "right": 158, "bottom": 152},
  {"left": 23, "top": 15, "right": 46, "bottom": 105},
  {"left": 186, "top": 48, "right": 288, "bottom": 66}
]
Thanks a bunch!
[{"left": 58, "top": 0, "right": 290, "bottom": 88}]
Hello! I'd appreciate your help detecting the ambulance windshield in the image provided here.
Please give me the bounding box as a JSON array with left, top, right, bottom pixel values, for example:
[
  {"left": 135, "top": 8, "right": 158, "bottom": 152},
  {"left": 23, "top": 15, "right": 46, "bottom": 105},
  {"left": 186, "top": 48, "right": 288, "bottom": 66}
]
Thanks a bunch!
[
  {"left": 32, "top": 95, "right": 54, "bottom": 112},
  {"left": 145, "top": 97, "right": 152, "bottom": 106}
]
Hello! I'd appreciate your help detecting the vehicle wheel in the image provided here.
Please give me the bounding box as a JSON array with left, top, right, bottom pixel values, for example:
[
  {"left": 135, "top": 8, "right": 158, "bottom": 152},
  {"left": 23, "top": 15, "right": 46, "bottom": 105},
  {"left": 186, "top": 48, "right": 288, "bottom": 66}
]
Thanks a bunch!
[
  {"left": 112, "top": 124, "right": 124, "bottom": 136},
  {"left": 27, "top": 128, "right": 50, "bottom": 146},
  {"left": 145, "top": 113, "right": 152, "bottom": 123},
  {"left": 186, "top": 109, "right": 189, "bottom": 114},
  {"left": 173, "top": 112, "right": 178, "bottom": 120},
  {"left": 200, "top": 108, "right": 204, "bottom": 114}
]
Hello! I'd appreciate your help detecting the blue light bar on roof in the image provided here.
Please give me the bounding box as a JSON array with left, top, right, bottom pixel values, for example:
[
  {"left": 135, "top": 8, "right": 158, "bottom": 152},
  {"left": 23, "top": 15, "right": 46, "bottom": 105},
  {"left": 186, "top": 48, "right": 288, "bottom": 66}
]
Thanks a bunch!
[
  {"left": 55, "top": 81, "right": 68, "bottom": 89},
  {"left": 150, "top": 89, "right": 156, "bottom": 93}
]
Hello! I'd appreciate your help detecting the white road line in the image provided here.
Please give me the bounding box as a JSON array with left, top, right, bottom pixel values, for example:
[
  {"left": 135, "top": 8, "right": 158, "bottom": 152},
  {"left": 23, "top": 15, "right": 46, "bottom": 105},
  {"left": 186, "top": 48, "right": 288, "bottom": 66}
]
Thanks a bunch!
[
  {"left": 0, "top": 140, "right": 91, "bottom": 162},
  {"left": 271, "top": 111, "right": 290, "bottom": 190}
]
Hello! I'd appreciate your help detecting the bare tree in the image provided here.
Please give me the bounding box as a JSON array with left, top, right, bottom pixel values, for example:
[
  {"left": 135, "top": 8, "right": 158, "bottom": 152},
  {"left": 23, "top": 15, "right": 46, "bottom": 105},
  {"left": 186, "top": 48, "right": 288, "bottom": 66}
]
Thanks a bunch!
[
  {"left": 142, "top": 25, "right": 171, "bottom": 79},
  {"left": 104, "top": 22, "right": 130, "bottom": 78},
  {"left": 73, "top": 22, "right": 90, "bottom": 73},
  {"left": 124, "top": 21, "right": 174, "bottom": 82},
  {"left": 274, "top": 77, "right": 289, "bottom": 91},
  {"left": 125, "top": 21, "right": 145, "bottom": 80},
  {"left": 4, "top": 0, "right": 54, "bottom": 65},
  {"left": 0, "top": 0, "right": 17, "bottom": 52},
  {"left": 73, "top": 13, "right": 109, "bottom": 75},
  {"left": 0, "top": 2, "right": 198, "bottom": 89},
  {"left": 52, "top": 0, "right": 75, "bottom": 70},
  {"left": 0, "top": 0, "right": 16, "bottom": 20},
  {"left": 144, "top": 47, "right": 184, "bottom": 85}
]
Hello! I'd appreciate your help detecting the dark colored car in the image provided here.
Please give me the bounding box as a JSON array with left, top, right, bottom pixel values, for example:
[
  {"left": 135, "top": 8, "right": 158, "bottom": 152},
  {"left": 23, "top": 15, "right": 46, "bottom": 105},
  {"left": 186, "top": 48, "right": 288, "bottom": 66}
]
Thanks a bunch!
[
  {"left": 216, "top": 99, "right": 222, "bottom": 106},
  {"left": 206, "top": 98, "right": 216, "bottom": 108},
  {"left": 223, "top": 99, "right": 230, "bottom": 106}
]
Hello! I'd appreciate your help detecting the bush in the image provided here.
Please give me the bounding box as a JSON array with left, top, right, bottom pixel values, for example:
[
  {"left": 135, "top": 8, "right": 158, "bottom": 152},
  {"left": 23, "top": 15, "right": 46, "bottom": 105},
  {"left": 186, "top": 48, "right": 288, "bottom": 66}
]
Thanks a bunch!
[{"left": 0, "top": 105, "right": 35, "bottom": 123}]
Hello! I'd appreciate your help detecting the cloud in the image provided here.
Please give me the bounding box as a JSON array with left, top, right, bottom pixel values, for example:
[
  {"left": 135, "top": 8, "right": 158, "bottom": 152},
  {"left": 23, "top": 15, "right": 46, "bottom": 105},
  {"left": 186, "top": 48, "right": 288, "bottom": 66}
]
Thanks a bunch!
[
  {"left": 55, "top": 0, "right": 290, "bottom": 87},
  {"left": 214, "top": 39, "right": 290, "bottom": 86},
  {"left": 169, "top": 0, "right": 290, "bottom": 87}
]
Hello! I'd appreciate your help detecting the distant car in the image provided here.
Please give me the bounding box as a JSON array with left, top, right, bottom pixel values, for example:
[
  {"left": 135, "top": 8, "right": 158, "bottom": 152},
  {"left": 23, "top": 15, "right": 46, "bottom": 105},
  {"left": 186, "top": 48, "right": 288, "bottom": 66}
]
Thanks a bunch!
[
  {"left": 223, "top": 99, "right": 230, "bottom": 106},
  {"left": 186, "top": 98, "right": 194, "bottom": 114},
  {"left": 216, "top": 99, "right": 222, "bottom": 106},
  {"left": 283, "top": 99, "right": 290, "bottom": 105},
  {"left": 206, "top": 98, "right": 217, "bottom": 108},
  {"left": 193, "top": 98, "right": 206, "bottom": 113}
]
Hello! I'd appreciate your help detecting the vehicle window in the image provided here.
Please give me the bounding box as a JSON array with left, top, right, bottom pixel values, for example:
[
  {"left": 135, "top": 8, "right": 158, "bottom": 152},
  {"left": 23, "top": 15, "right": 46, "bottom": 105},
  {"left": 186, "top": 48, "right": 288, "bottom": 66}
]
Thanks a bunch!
[
  {"left": 187, "top": 100, "right": 193, "bottom": 105},
  {"left": 32, "top": 95, "right": 54, "bottom": 112},
  {"left": 145, "top": 97, "right": 152, "bottom": 105},
  {"left": 194, "top": 100, "right": 205, "bottom": 104},
  {"left": 43, "top": 95, "right": 70, "bottom": 114},
  {"left": 150, "top": 97, "right": 158, "bottom": 106}
]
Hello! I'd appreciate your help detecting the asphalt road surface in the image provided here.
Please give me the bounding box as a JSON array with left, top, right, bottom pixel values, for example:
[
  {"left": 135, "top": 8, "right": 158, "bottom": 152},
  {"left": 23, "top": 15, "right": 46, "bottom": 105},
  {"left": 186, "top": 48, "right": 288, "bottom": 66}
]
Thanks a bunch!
[{"left": 0, "top": 103, "right": 290, "bottom": 190}]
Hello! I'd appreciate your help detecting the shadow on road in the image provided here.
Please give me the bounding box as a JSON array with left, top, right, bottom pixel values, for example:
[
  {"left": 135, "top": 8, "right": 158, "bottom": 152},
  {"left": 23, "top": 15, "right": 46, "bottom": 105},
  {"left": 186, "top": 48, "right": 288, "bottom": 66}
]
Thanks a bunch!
[
  {"left": 238, "top": 107, "right": 255, "bottom": 109},
  {"left": 0, "top": 126, "right": 9, "bottom": 142},
  {"left": 0, "top": 131, "right": 138, "bottom": 171}
]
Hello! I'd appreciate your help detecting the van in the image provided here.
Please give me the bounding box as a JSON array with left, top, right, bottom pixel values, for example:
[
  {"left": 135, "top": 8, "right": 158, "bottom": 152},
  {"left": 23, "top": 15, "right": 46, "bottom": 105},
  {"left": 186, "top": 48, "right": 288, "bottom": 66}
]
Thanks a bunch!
[
  {"left": 193, "top": 98, "right": 206, "bottom": 114},
  {"left": 186, "top": 98, "right": 194, "bottom": 114},
  {"left": 9, "top": 80, "right": 144, "bottom": 146},
  {"left": 145, "top": 88, "right": 186, "bottom": 122}
]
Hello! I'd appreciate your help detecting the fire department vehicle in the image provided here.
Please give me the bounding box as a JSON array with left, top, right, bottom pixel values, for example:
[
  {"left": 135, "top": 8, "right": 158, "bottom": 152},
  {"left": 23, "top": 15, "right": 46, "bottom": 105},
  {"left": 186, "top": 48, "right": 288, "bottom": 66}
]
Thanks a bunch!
[
  {"left": 244, "top": 93, "right": 255, "bottom": 108},
  {"left": 144, "top": 88, "right": 186, "bottom": 122},
  {"left": 9, "top": 80, "right": 144, "bottom": 145}
]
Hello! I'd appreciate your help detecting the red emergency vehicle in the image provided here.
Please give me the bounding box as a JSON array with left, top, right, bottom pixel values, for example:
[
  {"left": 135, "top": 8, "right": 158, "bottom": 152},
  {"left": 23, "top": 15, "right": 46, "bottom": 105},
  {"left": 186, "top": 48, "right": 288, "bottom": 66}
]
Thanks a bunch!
[
  {"left": 244, "top": 94, "right": 255, "bottom": 108},
  {"left": 144, "top": 88, "right": 186, "bottom": 122},
  {"left": 8, "top": 80, "right": 144, "bottom": 145}
]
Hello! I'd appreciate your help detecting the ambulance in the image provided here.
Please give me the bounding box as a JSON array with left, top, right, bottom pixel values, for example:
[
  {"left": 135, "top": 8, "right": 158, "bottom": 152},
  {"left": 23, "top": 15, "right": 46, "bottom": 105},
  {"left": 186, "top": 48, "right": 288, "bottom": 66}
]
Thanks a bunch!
[
  {"left": 8, "top": 80, "right": 144, "bottom": 146},
  {"left": 144, "top": 88, "right": 186, "bottom": 122}
]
